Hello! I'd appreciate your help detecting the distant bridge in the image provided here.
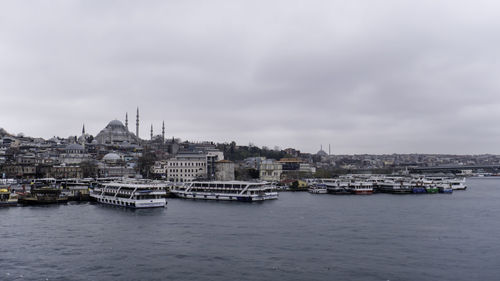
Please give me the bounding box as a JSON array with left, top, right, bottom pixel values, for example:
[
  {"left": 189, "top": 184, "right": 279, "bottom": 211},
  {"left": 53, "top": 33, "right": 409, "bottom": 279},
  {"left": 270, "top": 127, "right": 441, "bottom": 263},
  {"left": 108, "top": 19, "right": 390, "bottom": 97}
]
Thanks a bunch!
[{"left": 409, "top": 164, "right": 500, "bottom": 173}]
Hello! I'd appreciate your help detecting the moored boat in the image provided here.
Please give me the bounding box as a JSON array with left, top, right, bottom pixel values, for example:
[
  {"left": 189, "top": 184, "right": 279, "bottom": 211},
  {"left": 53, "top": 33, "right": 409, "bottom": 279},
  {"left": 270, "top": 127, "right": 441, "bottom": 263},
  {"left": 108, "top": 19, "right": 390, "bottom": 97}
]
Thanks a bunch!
[
  {"left": 0, "top": 189, "right": 18, "bottom": 207},
  {"left": 350, "top": 181, "right": 373, "bottom": 195},
  {"left": 327, "top": 181, "right": 352, "bottom": 195},
  {"left": 308, "top": 184, "right": 328, "bottom": 194},
  {"left": 410, "top": 179, "right": 428, "bottom": 194},
  {"left": 171, "top": 181, "right": 278, "bottom": 202},
  {"left": 438, "top": 184, "right": 453, "bottom": 194},
  {"left": 412, "top": 187, "right": 426, "bottom": 194},
  {"left": 378, "top": 180, "right": 412, "bottom": 194},
  {"left": 447, "top": 178, "right": 467, "bottom": 190},
  {"left": 18, "top": 187, "right": 68, "bottom": 205},
  {"left": 425, "top": 185, "right": 439, "bottom": 193},
  {"left": 90, "top": 181, "right": 167, "bottom": 208}
]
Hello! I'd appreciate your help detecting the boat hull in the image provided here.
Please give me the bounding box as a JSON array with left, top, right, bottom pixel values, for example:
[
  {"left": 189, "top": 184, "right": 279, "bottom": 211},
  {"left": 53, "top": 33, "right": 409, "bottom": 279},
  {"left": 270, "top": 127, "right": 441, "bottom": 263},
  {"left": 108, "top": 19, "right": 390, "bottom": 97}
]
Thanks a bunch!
[
  {"left": 353, "top": 190, "right": 373, "bottom": 195},
  {"left": 308, "top": 189, "right": 328, "bottom": 194},
  {"left": 391, "top": 189, "right": 412, "bottom": 194},
  {"left": 327, "top": 188, "right": 352, "bottom": 195},
  {"left": 91, "top": 194, "right": 166, "bottom": 208},
  {"left": 425, "top": 188, "right": 439, "bottom": 193},
  {"left": 412, "top": 187, "right": 426, "bottom": 194},
  {"left": 18, "top": 197, "right": 68, "bottom": 205},
  {"left": 172, "top": 191, "right": 278, "bottom": 202},
  {"left": 0, "top": 201, "right": 18, "bottom": 207}
]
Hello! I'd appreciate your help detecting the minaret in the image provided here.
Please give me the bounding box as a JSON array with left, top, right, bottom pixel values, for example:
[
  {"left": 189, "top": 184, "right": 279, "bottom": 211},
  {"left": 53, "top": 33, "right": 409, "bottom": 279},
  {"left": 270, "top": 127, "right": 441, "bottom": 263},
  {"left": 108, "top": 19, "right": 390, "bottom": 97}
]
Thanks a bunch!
[
  {"left": 81, "top": 124, "right": 86, "bottom": 149},
  {"left": 136, "top": 107, "right": 139, "bottom": 139},
  {"left": 162, "top": 121, "right": 165, "bottom": 143},
  {"left": 150, "top": 124, "right": 153, "bottom": 140},
  {"left": 125, "top": 113, "right": 130, "bottom": 142},
  {"left": 329, "top": 144, "right": 331, "bottom": 155}
]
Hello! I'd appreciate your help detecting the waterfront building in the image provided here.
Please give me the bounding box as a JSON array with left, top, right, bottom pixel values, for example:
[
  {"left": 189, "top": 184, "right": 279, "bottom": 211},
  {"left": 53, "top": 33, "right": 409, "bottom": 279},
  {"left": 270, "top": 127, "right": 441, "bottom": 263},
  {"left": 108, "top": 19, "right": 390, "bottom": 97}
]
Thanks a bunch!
[
  {"left": 1, "top": 136, "right": 20, "bottom": 148},
  {"left": 47, "top": 164, "right": 82, "bottom": 178},
  {"left": 299, "top": 163, "right": 316, "bottom": 174},
  {"left": 243, "top": 157, "right": 266, "bottom": 169},
  {"left": 2, "top": 164, "right": 36, "bottom": 178},
  {"left": 59, "top": 143, "right": 90, "bottom": 164},
  {"left": 259, "top": 159, "right": 283, "bottom": 182},
  {"left": 278, "top": 158, "right": 302, "bottom": 171},
  {"left": 206, "top": 149, "right": 224, "bottom": 179},
  {"left": 16, "top": 154, "right": 36, "bottom": 165},
  {"left": 215, "top": 160, "right": 235, "bottom": 181},
  {"left": 152, "top": 160, "right": 168, "bottom": 176},
  {"left": 165, "top": 152, "right": 207, "bottom": 182}
]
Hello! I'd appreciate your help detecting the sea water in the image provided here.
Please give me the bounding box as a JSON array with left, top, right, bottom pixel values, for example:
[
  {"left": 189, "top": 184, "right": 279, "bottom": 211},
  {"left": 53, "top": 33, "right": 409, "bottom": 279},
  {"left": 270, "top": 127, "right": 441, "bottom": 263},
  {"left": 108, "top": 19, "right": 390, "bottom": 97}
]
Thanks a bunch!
[{"left": 1, "top": 178, "right": 500, "bottom": 281}]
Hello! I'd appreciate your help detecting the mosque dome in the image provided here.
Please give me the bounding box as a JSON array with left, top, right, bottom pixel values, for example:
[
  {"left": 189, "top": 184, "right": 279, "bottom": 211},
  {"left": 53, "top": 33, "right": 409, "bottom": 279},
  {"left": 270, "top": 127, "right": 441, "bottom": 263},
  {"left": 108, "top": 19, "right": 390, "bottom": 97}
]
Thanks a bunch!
[
  {"left": 107, "top": 120, "right": 125, "bottom": 128},
  {"left": 103, "top": 153, "right": 121, "bottom": 162},
  {"left": 316, "top": 149, "right": 328, "bottom": 156},
  {"left": 95, "top": 119, "right": 138, "bottom": 145}
]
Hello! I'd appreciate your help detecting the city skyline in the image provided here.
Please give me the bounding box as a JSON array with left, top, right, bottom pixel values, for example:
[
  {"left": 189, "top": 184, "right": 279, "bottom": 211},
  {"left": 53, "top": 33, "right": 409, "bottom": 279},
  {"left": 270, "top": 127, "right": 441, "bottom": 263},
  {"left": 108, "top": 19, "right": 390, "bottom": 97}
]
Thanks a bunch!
[{"left": 2, "top": 1, "right": 500, "bottom": 154}]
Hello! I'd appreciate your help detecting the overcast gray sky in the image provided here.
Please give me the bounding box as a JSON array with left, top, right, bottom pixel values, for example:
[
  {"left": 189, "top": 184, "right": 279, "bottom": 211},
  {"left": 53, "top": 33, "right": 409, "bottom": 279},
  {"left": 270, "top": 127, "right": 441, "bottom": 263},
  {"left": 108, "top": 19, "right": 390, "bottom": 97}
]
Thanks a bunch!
[{"left": 1, "top": 0, "right": 499, "bottom": 154}]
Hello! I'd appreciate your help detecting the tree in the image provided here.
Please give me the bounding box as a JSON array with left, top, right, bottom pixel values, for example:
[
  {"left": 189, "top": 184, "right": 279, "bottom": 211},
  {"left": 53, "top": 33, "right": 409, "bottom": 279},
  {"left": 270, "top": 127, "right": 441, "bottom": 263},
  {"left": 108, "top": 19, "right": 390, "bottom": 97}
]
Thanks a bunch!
[
  {"left": 80, "top": 160, "right": 98, "bottom": 178},
  {"left": 248, "top": 168, "right": 260, "bottom": 179},
  {"left": 313, "top": 168, "right": 333, "bottom": 178},
  {"left": 137, "top": 150, "right": 158, "bottom": 178}
]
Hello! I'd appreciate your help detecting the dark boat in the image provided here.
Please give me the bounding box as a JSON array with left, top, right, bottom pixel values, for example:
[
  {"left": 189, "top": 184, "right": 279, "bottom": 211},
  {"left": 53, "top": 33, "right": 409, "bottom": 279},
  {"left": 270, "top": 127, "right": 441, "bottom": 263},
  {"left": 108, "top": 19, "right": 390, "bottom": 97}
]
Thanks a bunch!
[
  {"left": 412, "top": 187, "right": 426, "bottom": 194},
  {"left": 19, "top": 187, "right": 68, "bottom": 205},
  {"left": 327, "top": 186, "right": 352, "bottom": 195}
]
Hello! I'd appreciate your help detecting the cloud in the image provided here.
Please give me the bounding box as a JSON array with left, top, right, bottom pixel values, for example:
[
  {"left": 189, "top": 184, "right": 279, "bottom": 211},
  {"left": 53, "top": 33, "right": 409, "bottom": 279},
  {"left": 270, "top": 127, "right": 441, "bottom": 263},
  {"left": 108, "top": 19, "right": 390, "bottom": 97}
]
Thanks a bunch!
[{"left": 1, "top": 0, "right": 500, "bottom": 154}]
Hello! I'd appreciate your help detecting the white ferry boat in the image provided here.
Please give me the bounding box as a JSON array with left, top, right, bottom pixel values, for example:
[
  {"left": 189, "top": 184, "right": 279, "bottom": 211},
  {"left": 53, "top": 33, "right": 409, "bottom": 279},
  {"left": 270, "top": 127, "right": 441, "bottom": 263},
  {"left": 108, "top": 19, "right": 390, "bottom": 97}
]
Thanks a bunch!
[
  {"left": 170, "top": 181, "right": 278, "bottom": 202},
  {"left": 350, "top": 181, "right": 374, "bottom": 195},
  {"left": 90, "top": 182, "right": 167, "bottom": 208},
  {"left": 308, "top": 184, "right": 328, "bottom": 194},
  {"left": 446, "top": 178, "right": 467, "bottom": 190}
]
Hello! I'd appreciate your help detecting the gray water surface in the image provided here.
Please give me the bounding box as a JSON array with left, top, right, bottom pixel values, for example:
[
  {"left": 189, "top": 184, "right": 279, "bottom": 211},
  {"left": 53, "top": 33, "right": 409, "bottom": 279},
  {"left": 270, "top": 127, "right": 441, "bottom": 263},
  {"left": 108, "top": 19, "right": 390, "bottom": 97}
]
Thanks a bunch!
[{"left": 2, "top": 178, "right": 500, "bottom": 281}]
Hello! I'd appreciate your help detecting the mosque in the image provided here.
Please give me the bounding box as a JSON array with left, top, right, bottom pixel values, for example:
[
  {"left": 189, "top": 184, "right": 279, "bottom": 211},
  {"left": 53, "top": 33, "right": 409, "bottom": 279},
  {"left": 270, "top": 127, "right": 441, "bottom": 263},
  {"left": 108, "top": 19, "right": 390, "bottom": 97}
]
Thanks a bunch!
[{"left": 93, "top": 108, "right": 165, "bottom": 146}]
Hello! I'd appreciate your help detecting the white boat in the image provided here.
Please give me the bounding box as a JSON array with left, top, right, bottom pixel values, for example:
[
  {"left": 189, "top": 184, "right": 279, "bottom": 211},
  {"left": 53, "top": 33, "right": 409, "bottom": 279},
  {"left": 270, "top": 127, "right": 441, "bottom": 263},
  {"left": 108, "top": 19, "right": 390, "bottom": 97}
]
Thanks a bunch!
[
  {"left": 447, "top": 178, "right": 467, "bottom": 190},
  {"left": 170, "top": 181, "right": 278, "bottom": 202},
  {"left": 378, "top": 179, "right": 412, "bottom": 194},
  {"left": 350, "top": 181, "right": 374, "bottom": 195},
  {"left": 90, "top": 182, "right": 167, "bottom": 208},
  {"left": 308, "top": 184, "right": 328, "bottom": 194}
]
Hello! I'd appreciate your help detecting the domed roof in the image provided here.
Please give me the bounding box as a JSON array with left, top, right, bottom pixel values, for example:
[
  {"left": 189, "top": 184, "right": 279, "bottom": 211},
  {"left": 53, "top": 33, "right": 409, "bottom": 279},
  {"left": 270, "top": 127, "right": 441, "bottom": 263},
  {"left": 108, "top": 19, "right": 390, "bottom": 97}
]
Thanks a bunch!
[
  {"left": 95, "top": 118, "right": 138, "bottom": 145},
  {"left": 66, "top": 143, "right": 84, "bottom": 150},
  {"left": 103, "top": 153, "right": 121, "bottom": 161},
  {"left": 108, "top": 119, "right": 125, "bottom": 127},
  {"left": 317, "top": 149, "right": 328, "bottom": 156}
]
